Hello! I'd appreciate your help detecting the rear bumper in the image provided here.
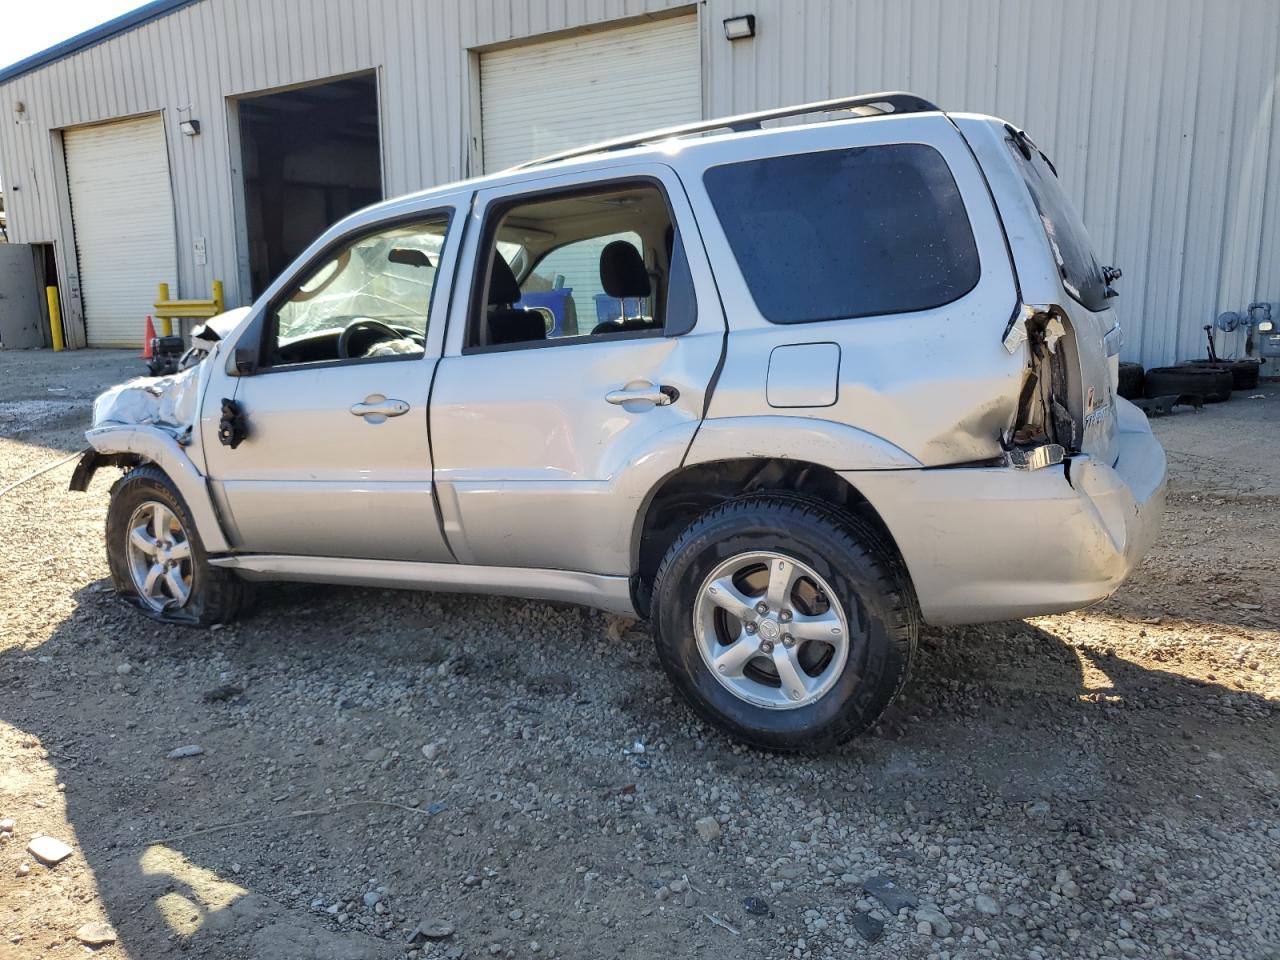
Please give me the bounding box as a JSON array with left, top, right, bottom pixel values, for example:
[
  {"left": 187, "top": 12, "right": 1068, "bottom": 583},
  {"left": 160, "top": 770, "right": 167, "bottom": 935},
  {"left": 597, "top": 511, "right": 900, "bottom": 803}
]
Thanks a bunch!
[{"left": 846, "top": 398, "right": 1167, "bottom": 625}]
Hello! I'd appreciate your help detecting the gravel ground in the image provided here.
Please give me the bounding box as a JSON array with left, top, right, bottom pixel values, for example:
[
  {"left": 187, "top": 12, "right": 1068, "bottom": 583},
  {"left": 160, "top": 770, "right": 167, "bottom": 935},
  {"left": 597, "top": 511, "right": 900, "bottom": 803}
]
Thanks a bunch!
[{"left": 1, "top": 348, "right": 1277, "bottom": 960}]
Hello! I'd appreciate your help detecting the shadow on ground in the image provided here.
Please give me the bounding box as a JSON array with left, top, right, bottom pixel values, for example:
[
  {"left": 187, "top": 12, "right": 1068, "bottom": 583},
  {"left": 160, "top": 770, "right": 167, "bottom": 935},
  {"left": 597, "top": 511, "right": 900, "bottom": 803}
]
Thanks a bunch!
[{"left": 2, "top": 574, "right": 1275, "bottom": 958}]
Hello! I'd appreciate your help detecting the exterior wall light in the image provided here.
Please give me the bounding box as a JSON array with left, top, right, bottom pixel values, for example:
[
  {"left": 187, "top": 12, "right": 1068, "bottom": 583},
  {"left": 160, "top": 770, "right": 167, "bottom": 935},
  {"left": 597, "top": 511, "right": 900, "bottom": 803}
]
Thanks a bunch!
[
  {"left": 723, "top": 15, "right": 756, "bottom": 40},
  {"left": 180, "top": 118, "right": 201, "bottom": 136}
]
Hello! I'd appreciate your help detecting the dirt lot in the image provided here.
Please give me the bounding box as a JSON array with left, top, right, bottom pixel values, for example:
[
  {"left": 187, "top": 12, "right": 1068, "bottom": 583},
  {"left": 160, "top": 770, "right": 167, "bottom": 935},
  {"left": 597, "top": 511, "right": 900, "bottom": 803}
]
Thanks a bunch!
[{"left": 1, "top": 348, "right": 1277, "bottom": 960}]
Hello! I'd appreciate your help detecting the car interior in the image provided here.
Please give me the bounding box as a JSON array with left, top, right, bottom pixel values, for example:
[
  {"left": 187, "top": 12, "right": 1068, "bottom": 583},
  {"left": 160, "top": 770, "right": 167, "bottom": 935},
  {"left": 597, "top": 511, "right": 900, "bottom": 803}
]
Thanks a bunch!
[
  {"left": 267, "top": 219, "right": 448, "bottom": 366},
  {"left": 472, "top": 182, "right": 680, "bottom": 349}
]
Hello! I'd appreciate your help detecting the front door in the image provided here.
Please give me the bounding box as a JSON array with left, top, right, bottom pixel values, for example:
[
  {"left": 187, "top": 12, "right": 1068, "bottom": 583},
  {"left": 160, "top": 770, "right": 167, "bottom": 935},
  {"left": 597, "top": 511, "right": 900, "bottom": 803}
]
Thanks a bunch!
[
  {"left": 203, "top": 205, "right": 462, "bottom": 562},
  {"left": 429, "top": 166, "right": 726, "bottom": 575}
]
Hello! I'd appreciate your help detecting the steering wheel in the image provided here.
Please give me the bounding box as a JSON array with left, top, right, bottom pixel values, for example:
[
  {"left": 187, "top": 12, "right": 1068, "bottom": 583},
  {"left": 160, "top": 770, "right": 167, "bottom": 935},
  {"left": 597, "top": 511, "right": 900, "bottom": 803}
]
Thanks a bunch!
[{"left": 337, "top": 318, "right": 404, "bottom": 359}]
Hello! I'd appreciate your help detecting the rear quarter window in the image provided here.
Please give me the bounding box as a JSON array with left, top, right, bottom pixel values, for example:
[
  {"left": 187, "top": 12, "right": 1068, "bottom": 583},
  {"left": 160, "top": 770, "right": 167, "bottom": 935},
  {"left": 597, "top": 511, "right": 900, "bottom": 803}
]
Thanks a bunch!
[
  {"left": 1006, "top": 135, "right": 1110, "bottom": 312},
  {"left": 702, "top": 143, "right": 980, "bottom": 324}
]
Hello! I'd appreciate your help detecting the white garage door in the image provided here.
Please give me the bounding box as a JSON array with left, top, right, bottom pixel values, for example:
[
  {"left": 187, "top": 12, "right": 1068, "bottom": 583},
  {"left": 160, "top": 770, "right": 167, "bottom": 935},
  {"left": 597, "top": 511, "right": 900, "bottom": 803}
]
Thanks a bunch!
[
  {"left": 480, "top": 15, "right": 701, "bottom": 173},
  {"left": 65, "top": 115, "right": 178, "bottom": 347}
]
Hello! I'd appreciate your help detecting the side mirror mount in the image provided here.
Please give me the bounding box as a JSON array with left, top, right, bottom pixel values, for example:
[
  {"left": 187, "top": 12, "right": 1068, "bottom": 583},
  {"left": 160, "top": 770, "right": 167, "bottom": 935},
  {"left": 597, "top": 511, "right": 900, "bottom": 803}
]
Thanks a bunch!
[{"left": 233, "top": 346, "right": 259, "bottom": 376}]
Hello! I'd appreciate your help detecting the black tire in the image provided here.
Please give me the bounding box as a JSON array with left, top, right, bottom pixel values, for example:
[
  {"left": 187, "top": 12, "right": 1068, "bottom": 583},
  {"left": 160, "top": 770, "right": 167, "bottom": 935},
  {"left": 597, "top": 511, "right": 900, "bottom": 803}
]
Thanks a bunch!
[
  {"left": 1144, "top": 366, "right": 1233, "bottom": 403},
  {"left": 106, "top": 465, "right": 248, "bottom": 626},
  {"left": 650, "top": 494, "right": 918, "bottom": 752},
  {"left": 1117, "top": 362, "right": 1145, "bottom": 400},
  {"left": 1179, "top": 360, "right": 1260, "bottom": 391}
]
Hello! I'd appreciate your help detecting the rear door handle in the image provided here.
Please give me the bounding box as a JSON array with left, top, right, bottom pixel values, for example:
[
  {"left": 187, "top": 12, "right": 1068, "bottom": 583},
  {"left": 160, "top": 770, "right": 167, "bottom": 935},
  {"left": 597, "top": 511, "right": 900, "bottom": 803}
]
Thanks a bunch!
[
  {"left": 350, "top": 395, "right": 410, "bottom": 423},
  {"left": 605, "top": 383, "right": 678, "bottom": 406}
]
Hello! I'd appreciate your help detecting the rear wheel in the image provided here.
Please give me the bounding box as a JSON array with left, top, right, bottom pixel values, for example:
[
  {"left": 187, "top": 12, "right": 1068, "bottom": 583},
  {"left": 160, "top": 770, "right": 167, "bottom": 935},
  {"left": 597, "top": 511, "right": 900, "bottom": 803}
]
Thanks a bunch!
[
  {"left": 651, "top": 494, "right": 917, "bottom": 752},
  {"left": 106, "top": 465, "right": 248, "bottom": 625}
]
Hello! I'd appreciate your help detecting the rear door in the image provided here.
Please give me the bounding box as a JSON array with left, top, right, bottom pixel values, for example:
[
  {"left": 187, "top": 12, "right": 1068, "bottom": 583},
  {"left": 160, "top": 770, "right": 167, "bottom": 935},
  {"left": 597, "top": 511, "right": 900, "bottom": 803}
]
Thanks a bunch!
[{"left": 428, "top": 163, "right": 725, "bottom": 575}]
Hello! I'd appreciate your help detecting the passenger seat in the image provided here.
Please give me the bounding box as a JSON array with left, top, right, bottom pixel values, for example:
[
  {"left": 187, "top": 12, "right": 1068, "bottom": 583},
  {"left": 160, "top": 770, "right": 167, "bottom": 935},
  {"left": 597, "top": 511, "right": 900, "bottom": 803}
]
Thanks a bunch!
[{"left": 486, "top": 253, "right": 547, "bottom": 346}]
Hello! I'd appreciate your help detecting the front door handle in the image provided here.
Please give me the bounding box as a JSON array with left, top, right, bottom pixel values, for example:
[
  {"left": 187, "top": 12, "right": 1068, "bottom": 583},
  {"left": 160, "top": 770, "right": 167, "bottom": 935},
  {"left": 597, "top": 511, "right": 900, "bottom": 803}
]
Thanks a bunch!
[
  {"left": 350, "top": 395, "right": 410, "bottom": 423},
  {"left": 605, "top": 383, "right": 679, "bottom": 406}
]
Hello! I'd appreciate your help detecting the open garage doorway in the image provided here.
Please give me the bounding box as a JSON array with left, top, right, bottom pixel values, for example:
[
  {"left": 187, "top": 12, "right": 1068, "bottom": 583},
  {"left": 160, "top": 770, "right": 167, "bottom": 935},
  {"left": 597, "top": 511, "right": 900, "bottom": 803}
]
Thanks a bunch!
[{"left": 235, "top": 73, "right": 382, "bottom": 297}]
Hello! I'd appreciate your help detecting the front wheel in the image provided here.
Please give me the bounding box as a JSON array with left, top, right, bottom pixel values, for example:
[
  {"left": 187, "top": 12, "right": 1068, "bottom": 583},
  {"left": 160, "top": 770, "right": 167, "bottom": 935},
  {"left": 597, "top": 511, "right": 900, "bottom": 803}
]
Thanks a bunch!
[
  {"left": 106, "top": 465, "right": 248, "bottom": 625},
  {"left": 650, "top": 494, "right": 917, "bottom": 752}
]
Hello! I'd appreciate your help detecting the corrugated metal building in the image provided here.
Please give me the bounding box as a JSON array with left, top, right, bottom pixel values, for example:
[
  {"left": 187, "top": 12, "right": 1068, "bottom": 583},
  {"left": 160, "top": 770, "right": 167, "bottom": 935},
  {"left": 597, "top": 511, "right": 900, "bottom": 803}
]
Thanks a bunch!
[{"left": 0, "top": 0, "right": 1275, "bottom": 360}]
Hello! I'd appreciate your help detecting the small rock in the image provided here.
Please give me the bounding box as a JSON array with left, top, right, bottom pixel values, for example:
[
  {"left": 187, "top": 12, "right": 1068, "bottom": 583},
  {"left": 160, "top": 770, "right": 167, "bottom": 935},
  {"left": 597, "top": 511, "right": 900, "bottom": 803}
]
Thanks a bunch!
[
  {"left": 363, "top": 747, "right": 388, "bottom": 763},
  {"left": 1118, "top": 938, "right": 1139, "bottom": 955},
  {"left": 508, "top": 908, "right": 524, "bottom": 921},
  {"left": 421, "top": 743, "right": 441, "bottom": 761},
  {"left": 694, "top": 816, "right": 721, "bottom": 842},
  {"left": 742, "top": 895, "right": 769, "bottom": 916},
  {"left": 167, "top": 745, "right": 204, "bottom": 759},
  {"left": 201, "top": 684, "right": 243, "bottom": 703},
  {"left": 363, "top": 891, "right": 382, "bottom": 908},
  {"left": 1025, "top": 799, "right": 1051, "bottom": 818},
  {"left": 27, "top": 836, "right": 73, "bottom": 865},
  {"left": 0, "top": 818, "right": 14, "bottom": 833},
  {"left": 17, "top": 862, "right": 30, "bottom": 876},
  {"left": 848, "top": 912, "right": 884, "bottom": 943},
  {"left": 862, "top": 875, "right": 918, "bottom": 914},
  {"left": 668, "top": 878, "right": 688, "bottom": 894},
  {"left": 916, "top": 920, "right": 933, "bottom": 936},
  {"left": 975, "top": 894, "right": 1001, "bottom": 915},
  {"left": 914, "top": 906, "right": 951, "bottom": 937},
  {"left": 75, "top": 922, "right": 117, "bottom": 947},
  {"left": 116, "top": 663, "right": 132, "bottom": 675}
]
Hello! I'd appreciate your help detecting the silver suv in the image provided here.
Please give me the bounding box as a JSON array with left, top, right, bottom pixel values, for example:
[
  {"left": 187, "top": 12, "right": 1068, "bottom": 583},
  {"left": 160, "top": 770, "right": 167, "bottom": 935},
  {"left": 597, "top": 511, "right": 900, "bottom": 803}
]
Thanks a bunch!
[{"left": 73, "top": 93, "right": 1166, "bottom": 751}]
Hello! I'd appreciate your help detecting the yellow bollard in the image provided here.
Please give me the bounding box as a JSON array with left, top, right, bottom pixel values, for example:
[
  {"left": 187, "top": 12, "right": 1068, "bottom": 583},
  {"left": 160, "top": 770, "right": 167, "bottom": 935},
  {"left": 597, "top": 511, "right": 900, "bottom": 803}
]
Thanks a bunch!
[
  {"left": 46, "top": 286, "right": 65, "bottom": 352},
  {"left": 212, "top": 279, "right": 224, "bottom": 314},
  {"left": 157, "top": 282, "right": 173, "bottom": 336}
]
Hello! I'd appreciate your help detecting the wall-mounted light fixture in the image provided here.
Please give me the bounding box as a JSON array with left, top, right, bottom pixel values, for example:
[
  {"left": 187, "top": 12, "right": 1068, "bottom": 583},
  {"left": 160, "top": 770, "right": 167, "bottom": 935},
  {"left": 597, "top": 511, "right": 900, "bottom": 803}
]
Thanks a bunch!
[
  {"left": 180, "top": 118, "right": 201, "bottom": 136},
  {"left": 723, "top": 14, "right": 756, "bottom": 40},
  {"left": 13, "top": 100, "right": 27, "bottom": 123}
]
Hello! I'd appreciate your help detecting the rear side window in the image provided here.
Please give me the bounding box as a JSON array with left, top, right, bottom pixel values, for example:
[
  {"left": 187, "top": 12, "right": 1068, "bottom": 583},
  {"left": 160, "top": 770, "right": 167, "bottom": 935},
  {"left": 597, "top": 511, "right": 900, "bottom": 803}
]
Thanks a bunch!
[
  {"left": 1007, "top": 135, "right": 1109, "bottom": 312},
  {"left": 703, "top": 144, "right": 980, "bottom": 324}
]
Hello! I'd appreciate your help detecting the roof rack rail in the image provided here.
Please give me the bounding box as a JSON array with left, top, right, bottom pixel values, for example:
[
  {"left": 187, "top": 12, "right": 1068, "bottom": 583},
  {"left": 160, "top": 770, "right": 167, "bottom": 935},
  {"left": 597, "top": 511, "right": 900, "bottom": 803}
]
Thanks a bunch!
[{"left": 515, "top": 91, "right": 940, "bottom": 170}]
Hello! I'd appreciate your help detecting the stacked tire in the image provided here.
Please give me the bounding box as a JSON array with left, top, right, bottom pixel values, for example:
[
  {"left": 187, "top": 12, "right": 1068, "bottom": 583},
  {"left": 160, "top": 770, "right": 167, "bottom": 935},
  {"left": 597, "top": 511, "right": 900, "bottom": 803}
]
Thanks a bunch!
[
  {"left": 1179, "top": 359, "right": 1260, "bottom": 391},
  {"left": 1117, "top": 362, "right": 1145, "bottom": 400},
  {"left": 1143, "top": 365, "right": 1233, "bottom": 403}
]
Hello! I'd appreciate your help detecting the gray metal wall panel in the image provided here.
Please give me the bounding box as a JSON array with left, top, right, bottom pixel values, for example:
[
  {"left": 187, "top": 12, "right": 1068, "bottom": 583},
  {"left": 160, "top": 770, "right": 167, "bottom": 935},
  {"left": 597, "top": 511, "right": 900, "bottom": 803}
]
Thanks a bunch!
[{"left": 0, "top": 0, "right": 1276, "bottom": 366}]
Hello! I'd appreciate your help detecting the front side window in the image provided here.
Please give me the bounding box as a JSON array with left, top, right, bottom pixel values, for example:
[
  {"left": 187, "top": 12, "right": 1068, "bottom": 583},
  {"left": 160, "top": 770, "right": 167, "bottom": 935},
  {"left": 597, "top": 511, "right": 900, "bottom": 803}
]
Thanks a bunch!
[
  {"left": 703, "top": 144, "right": 980, "bottom": 324},
  {"left": 267, "top": 216, "right": 449, "bottom": 367}
]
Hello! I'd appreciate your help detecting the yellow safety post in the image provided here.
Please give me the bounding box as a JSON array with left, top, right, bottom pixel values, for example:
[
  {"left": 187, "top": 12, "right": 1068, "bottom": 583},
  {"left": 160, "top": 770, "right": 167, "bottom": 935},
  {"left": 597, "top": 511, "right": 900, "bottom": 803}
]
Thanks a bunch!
[
  {"left": 157, "top": 283, "right": 173, "bottom": 336},
  {"left": 154, "top": 279, "right": 225, "bottom": 334},
  {"left": 46, "top": 286, "right": 65, "bottom": 352}
]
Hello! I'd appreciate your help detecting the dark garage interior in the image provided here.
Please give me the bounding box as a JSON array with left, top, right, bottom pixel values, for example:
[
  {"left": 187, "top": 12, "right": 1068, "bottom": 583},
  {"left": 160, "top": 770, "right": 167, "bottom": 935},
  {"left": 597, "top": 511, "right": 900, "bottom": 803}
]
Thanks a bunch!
[{"left": 236, "top": 73, "right": 382, "bottom": 296}]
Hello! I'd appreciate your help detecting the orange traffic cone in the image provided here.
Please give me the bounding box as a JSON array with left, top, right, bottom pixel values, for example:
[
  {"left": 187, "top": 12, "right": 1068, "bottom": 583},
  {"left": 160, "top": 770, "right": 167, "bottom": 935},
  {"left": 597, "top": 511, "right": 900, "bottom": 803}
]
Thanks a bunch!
[{"left": 141, "top": 315, "right": 156, "bottom": 359}]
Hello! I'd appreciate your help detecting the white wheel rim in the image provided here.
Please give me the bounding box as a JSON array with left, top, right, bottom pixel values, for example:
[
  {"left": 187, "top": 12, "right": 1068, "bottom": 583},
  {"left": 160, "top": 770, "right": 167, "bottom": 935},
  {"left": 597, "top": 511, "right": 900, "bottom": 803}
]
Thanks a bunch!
[
  {"left": 125, "top": 501, "right": 194, "bottom": 612},
  {"left": 693, "top": 551, "right": 850, "bottom": 710}
]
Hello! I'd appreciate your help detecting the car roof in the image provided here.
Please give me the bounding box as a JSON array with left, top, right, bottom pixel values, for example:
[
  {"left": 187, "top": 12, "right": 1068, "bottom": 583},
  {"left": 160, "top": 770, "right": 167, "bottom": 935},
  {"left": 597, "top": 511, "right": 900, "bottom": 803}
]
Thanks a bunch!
[{"left": 368, "top": 91, "right": 958, "bottom": 215}]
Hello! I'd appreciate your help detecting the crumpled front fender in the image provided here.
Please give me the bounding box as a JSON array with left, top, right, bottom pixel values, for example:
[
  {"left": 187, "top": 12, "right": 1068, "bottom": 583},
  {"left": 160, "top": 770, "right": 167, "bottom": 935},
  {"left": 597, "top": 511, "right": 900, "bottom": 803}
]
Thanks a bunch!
[{"left": 81, "top": 425, "right": 232, "bottom": 553}]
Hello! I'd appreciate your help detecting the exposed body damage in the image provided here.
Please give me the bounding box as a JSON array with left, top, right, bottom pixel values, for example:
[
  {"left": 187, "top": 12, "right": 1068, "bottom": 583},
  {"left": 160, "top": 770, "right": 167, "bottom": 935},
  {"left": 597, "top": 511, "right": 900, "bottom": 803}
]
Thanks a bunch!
[{"left": 68, "top": 309, "right": 245, "bottom": 555}]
